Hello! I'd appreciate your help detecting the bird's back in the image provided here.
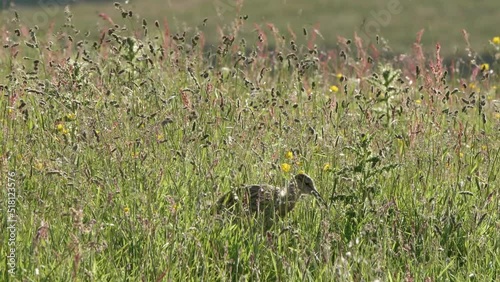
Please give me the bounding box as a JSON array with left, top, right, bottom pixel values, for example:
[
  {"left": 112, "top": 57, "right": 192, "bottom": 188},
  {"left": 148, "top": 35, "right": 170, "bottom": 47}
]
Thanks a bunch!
[
  {"left": 215, "top": 174, "right": 322, "bottom": 230},
  {"left": 217, "top": 183, "right": 300, "bottom": 218},
  {"left": 218, "top": 184, "right": 279, "bottom": 213}
]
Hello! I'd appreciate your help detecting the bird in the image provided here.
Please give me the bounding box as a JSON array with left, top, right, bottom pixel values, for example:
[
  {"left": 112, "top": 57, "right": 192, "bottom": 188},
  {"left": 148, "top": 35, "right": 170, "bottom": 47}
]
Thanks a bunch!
[{"left": 216, "top": 173, "right": 324, "bottom": 229}]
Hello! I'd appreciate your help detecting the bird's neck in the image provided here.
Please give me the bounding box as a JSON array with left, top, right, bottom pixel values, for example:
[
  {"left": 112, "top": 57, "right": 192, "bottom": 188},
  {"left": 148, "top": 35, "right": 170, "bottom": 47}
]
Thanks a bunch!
[{"left": 284, "top": 183, "right": 302, "bottom": 201}]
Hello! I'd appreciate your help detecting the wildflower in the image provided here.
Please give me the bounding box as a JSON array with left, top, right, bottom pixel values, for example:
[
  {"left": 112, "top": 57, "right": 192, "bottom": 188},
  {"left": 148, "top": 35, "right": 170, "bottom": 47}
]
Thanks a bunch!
[
  {"left": 56, "top": 123, "right": 64, "bottom": 131},
  {"left": 323, "top": 163, "right": 330, "bottom": 171},
  {"left": 281, "top": 163, "right": 291, "bottom": 173},
  {"left": 65, "top": 113, "right": 76, "bottom": 121},
  {"left": 285, "top": 151, "right": 293, "bottom": 159},
  {"left": 172, "top": 203, "right": 179, "bottom": 212},
  {"left": 480, "top": 63, "right": 489, "bottom": 71},
  {"left": 124, "top": 207, "right": 130, "bottom": 214},
  {"left": 157, "top": 134, "right": 164, "bottom": 141},
  {"left": 336, "top": 73, "right": 343, "bottom": 79},
  {"left": 62, "top": 128, "right": 69, "bottom": 135},
  {"left": 329, "top": 85, "right": 339, "bottom": 93},
  {"left": 493, "top": 36, "right": 500, "bottom": 45},
  {"left": 481, "top": 145, "right": 487, "bottom": 151},
  {"left": 415, "top": 99, "right": 422, "bottom": 105},
  {"left": 34, "top": 162, "right": 43, "bottom": 170}
]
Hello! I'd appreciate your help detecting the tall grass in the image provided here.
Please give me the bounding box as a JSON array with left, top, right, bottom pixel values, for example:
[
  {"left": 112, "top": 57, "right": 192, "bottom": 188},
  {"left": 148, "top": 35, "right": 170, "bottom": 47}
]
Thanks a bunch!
[{"left": 1, "top": 3, "right": 499, "bottom": 281}]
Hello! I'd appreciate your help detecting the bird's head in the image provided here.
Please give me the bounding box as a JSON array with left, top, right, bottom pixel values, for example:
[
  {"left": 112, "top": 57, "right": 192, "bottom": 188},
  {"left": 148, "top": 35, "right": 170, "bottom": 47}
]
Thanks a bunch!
[{"left": 294, "top": 173, "right": 325, "bottom": 205}]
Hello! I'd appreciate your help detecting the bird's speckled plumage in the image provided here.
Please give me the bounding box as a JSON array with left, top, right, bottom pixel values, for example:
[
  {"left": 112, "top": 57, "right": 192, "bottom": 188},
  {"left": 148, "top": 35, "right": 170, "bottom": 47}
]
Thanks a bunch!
[{"left": 217, "top": 173, "right": 324, "bottom": 228}]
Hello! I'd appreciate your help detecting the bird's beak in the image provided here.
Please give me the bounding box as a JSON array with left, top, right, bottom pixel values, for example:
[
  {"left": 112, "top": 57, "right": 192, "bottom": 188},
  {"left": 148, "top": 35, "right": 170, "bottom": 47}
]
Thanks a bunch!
[{"left": 311, "top": 189, "right": 326, "bottom": 206}]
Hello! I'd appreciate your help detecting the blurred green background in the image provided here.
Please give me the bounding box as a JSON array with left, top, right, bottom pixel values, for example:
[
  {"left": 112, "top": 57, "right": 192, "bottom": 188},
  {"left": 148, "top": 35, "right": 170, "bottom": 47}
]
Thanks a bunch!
[{"left": 1, "top": 0, "right": 499, "bottom": 56}]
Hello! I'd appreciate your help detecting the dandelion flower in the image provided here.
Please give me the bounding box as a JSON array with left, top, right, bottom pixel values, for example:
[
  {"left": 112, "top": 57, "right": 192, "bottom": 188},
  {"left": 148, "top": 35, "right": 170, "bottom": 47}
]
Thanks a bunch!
[
  {"left": 172, "top": 203, "right": 179, "bottom": 212},
  {"left": 124, "top": 207, "right": 130, "bottom": 214},
  {"left": 493, "top": 36, "right": 500, "bottom": 45},
  {"left": 281, "top": 163, "right": 291, "bottom": 173},
  {"left": 480, "top": 63, "right": 489, "bottom": 71},
  {"left": 285, "top": 151, "right": 293, "bottom": 159},
  {"left": 336, "top": 73, "right": 343, "bottom": 79},
  {"left": 329, "top": 85, "right": 339, "bottom": 93},
  {"left": 65, "top": 113, "right": 76, "bottom": 121},
  {"left": 323, "top": 163, "right": 330, "bottom": 171},
  {"left": 56, "top": 123, "right": 64, "bottom": 131},
  {"left": 34, "top": 162, "right": 44, "bottom": 170}
]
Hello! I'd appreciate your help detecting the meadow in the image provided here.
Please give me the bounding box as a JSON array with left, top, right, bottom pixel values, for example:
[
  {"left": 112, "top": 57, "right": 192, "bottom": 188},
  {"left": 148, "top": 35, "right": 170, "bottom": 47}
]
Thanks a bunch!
[
  {"left": 1, "top": 2, "right": 500, "bottom": 281},
  {"left": 2, "top": 0, "right": 500, "bottom": 56}
]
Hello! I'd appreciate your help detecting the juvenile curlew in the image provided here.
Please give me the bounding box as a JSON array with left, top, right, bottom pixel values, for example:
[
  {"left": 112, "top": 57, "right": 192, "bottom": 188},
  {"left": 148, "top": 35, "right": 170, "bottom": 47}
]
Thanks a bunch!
[{"left": 217, "top": 173, "right": 324, "bottom": 229}]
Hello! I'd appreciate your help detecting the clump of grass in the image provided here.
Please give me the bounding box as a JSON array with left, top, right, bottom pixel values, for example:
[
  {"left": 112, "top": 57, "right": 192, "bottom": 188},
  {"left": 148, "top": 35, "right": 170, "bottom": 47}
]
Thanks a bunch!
[{"left": 1, "top": 2, "right": 499, "bottom": 281}]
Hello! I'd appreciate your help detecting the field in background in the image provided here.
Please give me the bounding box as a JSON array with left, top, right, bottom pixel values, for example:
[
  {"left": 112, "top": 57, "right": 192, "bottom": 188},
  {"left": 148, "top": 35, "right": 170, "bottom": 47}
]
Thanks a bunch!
[
  {"left": 1, "top": 0, "right": 500, "bottom": 57},
  {"left": 1, "top": 1, "right": 500, "bottom": 281}
]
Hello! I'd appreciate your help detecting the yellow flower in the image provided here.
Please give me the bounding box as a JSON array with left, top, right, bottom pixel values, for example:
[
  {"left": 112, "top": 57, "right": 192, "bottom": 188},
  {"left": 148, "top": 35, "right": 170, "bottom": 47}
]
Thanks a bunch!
[
  {"left": 281, "top": 163, "right": 291, "bottom": 173},
  {"left": 172, "top": 203, "right": 179, "bottom": 212},
  {"left": 323, "top": 163, "right": 330, "bottom": 171},
  {"left": 157, "top": 134, "right": 164, "bottom": 141},
  {"left": 124, "top": 207, "right": 130, "bottom": 214},
  {"left": 468, "top": 83, "right": 476, "bottom": 90},
  {"left": 56, "top": 123, "right": 64, "bottom": 131},
  {"left": 415, "top": 99, "right": 421, "bottom": 105},
  {"left": 34, "top": 162, "right": 44, "bottom": 170},
  {"left": 481, "top": 145, "right": 487, "bottom": 151},
  {"left": 336, "top": 73, "right": 343, "bottom": 79},
  {"left": 493, "top": 36, "right": 500, "bottom": 45},
  {"left": 285, "top": 151, "right": 293, "bottom": 159},
  {"left": 8, "top": 108, "right": 13, "bottom": 114},
  {"left": 480, "top": 63, "right": 489, "bottom": 71},
  {"left": 298, "top": 169, "right": 305, "bottom": 174},
  {"left": 65, "top": 113, "right": 76, "bottom": 121},
  {"left": 329, "top": 85, "right": 339, "bottom": 93},
  {"left": 62, "top": 128, "right": 69, "bottom": 135},
  {"left": 495, "top": 112, "right": 500, "bottom": 119}
]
